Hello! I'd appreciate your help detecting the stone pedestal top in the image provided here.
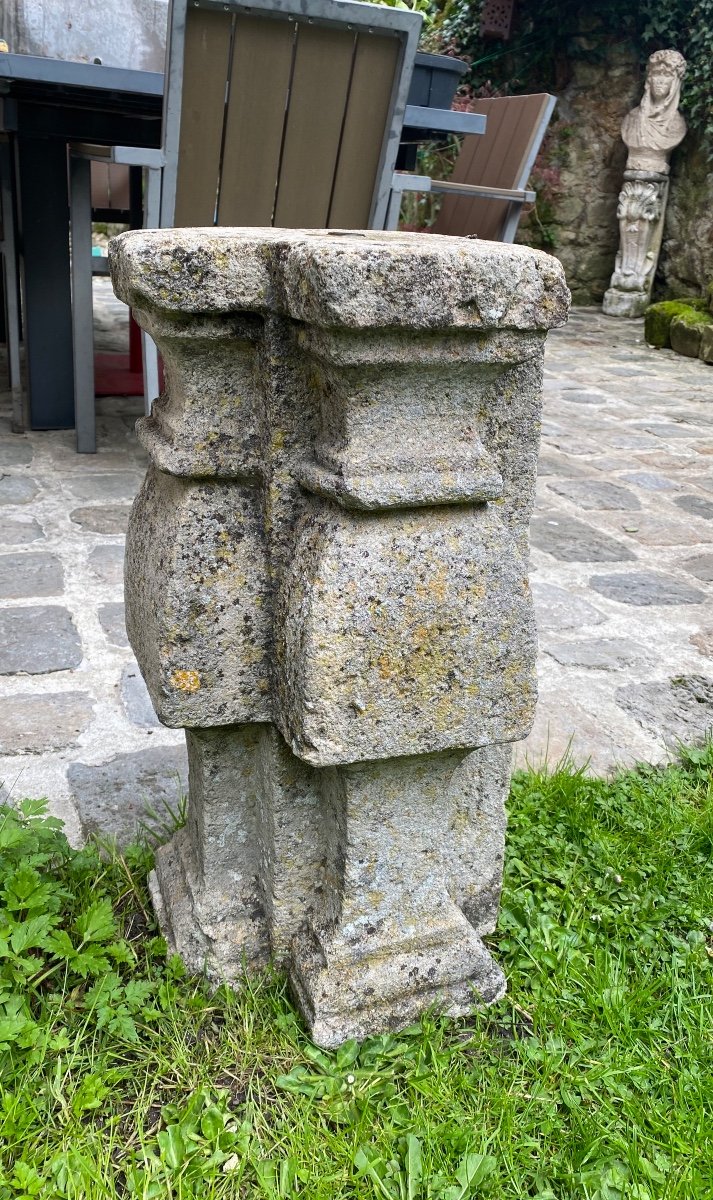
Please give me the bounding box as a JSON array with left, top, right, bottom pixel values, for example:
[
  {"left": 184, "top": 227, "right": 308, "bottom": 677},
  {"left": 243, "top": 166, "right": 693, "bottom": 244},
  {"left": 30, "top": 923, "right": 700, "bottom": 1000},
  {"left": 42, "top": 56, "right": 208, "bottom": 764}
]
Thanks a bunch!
[{"left": 110, "top": 227, "right": 569, "bottom": 331}]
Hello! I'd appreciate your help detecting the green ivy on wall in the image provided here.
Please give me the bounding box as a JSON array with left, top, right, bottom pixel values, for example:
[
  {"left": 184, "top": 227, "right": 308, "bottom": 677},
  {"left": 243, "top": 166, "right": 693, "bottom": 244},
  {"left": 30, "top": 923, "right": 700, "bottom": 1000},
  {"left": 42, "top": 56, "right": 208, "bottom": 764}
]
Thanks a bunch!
[
  {"left": 427, "top": 0, "right": 713, "bottom": 143},
  {"left": 640, "top": 0, "right": 713, "bottom": 141}
]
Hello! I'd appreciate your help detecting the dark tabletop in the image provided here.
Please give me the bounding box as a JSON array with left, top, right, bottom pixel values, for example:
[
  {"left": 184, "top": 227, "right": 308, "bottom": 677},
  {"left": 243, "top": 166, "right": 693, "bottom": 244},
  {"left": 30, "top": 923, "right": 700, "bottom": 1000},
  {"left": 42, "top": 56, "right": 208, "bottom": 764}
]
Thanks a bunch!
[{"left": 0, "top": 53, "right": 163, "bottom": 145}]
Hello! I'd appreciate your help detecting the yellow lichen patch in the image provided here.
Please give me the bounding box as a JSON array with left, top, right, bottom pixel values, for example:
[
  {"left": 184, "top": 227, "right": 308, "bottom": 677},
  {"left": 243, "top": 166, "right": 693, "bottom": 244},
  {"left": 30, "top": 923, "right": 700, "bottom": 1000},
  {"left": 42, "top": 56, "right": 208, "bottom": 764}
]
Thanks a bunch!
[
  {"left": 170, "top": 668, "right": 201, "bottom": 693},
  {"left": 377, "top": 652, "right": 398, "bottom": 681}
]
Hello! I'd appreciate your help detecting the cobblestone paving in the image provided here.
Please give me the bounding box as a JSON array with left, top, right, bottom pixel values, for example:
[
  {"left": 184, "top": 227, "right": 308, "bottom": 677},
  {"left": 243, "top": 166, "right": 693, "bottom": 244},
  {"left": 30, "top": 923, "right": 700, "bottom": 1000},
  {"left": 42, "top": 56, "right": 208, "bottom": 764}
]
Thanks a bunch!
[
  {"left": 518, "top": 307, "right": 713, "bottom": 773},
  {"left": 0, "top": 290, "right": 711, "bottom": 841}
]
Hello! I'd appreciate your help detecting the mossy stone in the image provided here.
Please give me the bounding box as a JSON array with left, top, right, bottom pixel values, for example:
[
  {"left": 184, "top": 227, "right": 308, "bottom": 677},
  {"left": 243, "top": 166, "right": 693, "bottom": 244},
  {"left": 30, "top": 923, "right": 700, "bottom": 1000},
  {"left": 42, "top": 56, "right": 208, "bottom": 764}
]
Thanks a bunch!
[
  {"left": 669, "top": 309, "right": 712, "bottom": 359},
  {"left": 700, "top": 323, "right": 713, "bottom": 365},
  {"left": 645, "top": 299, "right": 709, "bottom": 349}
]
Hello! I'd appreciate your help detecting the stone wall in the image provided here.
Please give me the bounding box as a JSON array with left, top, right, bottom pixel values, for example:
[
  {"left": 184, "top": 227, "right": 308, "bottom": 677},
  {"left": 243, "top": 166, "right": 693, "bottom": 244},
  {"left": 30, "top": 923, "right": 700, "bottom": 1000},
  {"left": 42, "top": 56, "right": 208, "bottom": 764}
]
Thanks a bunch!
[
  {"left": 663, "top": 135, "right": 713, "bottom": 298},
  {"left": 516, "top": 42, "right": 713, "bottom": 303},
  {"left": 1, "top": 0, "right": 168, "bottom": 71}
]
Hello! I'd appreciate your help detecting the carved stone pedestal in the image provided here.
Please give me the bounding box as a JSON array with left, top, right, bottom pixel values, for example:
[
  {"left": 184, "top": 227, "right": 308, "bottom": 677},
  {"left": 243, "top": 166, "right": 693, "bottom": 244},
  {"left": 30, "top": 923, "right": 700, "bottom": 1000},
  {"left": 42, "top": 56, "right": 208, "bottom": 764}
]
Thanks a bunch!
[
  {"left": 111, "top": 228, "right": 568, "bottom": 1046},
  {"left": 603, "top": 171, "right": 669, "bottom": 317}
]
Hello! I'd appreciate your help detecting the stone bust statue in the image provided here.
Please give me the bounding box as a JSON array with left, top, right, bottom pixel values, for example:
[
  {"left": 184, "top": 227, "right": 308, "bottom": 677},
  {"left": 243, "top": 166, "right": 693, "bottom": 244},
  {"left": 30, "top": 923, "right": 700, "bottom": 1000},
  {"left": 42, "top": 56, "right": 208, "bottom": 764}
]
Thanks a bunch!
[{"left": 621, "top": 49, "right": 687, "bottom": 175}]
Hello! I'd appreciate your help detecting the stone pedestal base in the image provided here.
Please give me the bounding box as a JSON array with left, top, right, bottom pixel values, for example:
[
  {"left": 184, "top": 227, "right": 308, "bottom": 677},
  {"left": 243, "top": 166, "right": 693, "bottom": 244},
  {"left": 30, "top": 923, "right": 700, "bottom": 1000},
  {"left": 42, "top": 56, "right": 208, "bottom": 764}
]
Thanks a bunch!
[
  {"left": 602, "top": 288, "right": 650, "bottom": 318},
  {"left": 603, "top": 171, "right": 669, "bottom": 320},
  {"left": 149, "top": 828, "right": 268, "bottom": 984},
  {"left": 149, "top": 728, "right": 513, "bottom": 1044},
  {"left": 291, "top": 919, "right": 505, "bottom": 1048}
]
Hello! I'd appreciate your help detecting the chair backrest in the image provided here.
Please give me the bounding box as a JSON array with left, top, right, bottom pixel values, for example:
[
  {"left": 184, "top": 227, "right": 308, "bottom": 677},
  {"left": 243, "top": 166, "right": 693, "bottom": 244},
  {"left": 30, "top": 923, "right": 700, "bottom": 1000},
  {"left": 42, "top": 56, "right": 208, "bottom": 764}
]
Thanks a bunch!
[
  {"left": 433, "top": 93, "right": 555, "bottom": 241},
  {"left": 160, "top": 0, "right": 421, "bottom": 232}
]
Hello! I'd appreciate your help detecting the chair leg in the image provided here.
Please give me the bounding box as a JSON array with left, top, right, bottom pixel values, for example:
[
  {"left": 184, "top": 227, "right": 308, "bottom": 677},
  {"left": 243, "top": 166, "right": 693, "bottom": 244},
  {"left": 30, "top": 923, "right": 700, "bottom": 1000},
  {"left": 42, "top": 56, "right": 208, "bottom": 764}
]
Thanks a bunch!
[
  {"left": 500, "top": 201, "right": 523, "bottom": 245},
  {"left": 144, "top": 164, "right": 161, "bottom": 230},
  {"left": 69, "top": 155, "right": 96, "bottom": 453},
  {"left": 0, "top": 139, "right": 24, "bottom": 433},
  {"left": 385, "top": 186, "right": 403, "bottom": 232},
  {"left": 141, "top": 164, "right": 162, "bottom": 416},
  {"left": 142, "top": 332, "right": 160, "bottom": 416}
]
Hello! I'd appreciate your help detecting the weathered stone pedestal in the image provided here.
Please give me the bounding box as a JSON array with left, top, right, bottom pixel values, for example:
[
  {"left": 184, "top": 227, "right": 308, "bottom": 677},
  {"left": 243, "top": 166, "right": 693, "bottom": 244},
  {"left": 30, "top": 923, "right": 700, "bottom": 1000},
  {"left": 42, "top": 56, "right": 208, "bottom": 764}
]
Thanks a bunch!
[
  {"left": 110, "top": 228, "right": 568, "bottom": 1046},
  {"left": 602, "top": 171, "right": 669, "bottom": 318}
]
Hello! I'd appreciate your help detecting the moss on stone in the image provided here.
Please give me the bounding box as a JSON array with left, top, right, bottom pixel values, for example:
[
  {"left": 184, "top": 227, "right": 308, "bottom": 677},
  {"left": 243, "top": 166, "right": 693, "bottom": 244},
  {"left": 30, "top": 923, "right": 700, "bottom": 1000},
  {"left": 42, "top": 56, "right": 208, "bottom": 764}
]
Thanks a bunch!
[
  {"left": 670, "top": 309, "right": 713, "bottom": 359},
  {"left": 644, "top": 299, "right": 709, "bottom": 349}
]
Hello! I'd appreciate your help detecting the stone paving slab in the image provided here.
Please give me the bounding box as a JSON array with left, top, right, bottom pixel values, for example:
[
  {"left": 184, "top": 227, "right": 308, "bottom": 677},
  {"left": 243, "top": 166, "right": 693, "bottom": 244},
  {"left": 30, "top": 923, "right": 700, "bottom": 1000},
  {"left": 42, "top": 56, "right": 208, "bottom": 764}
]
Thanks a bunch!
[{"left": 0, "top": 289, "right": 711, "bottom": 843}]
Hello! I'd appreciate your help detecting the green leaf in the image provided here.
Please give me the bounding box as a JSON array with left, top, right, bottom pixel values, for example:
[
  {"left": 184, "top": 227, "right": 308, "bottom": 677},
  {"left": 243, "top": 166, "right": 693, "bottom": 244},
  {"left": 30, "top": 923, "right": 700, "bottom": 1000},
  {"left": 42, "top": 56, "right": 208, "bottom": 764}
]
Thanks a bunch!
[
  {"left": 123, "top": 979, "right": 155, "bottom": 1010},
  {"left": 200, "top": 1105, "right": 225, "bottom": 1142},
  {"left": 10, "top": 914, "right": 53, "bottom": 955},
  {"left": 11, "top": 1160, "right": 45, "bottom": 1195},
  {"left": 2, "top": 866, "right": 43, "bottom": 908},
  {"left": 354, "top": 1147, "right": 396, "bottom": 1200},
  {"left": 19, "top": 798, "right": 50, "bottom": 819},
  {"left": 0, "top": 1014, "right": 32, "bottom": 1046},
  {"left": 443, "top": 1154, "right": 497, "bottom": 1199},
  {"left": 335, "top": 1039, "right": 360, "bottom": 1070},
  {"left": 157, "top": 1124, "right": 187, "bottom": 1170},
  {"left": 74, "top": 900, "right": 116, "bottom": 944},
  {"left": 0, "top": 819, "right": 26, "bottom": 852},
  {"left": 107, "top": 1011, "right": 139, "bottom": 1042},
  {"left": 405, "top": 1135, "right": 422, "bottom": 1200},
  {"left": 44, "top": 929, "right": 75, "bottom": 960},
  {"left": 68, "top": 947, "right": 111, "bottom": 979},
  {"left": 71, "top": 1074, "right": 111, "bottom": 1116}
]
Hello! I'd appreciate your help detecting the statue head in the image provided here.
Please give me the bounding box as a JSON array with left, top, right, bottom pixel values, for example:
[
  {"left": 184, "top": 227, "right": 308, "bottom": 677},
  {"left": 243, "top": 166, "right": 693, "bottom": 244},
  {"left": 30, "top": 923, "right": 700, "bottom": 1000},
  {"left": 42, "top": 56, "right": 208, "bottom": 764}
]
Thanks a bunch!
[
  {"left": 644, "top": 49, "right": 686, "bottom": 110},
  {"left": 621, "top": 48, "right": 687, "bottom": 173}
]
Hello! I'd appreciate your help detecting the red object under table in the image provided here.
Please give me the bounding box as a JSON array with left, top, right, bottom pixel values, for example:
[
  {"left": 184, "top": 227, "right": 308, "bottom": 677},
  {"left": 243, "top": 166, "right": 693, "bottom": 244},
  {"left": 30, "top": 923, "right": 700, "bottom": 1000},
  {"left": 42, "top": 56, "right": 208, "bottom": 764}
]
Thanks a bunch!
[{"left": 94, "top": 313, "right": 144, "bottom": 396}]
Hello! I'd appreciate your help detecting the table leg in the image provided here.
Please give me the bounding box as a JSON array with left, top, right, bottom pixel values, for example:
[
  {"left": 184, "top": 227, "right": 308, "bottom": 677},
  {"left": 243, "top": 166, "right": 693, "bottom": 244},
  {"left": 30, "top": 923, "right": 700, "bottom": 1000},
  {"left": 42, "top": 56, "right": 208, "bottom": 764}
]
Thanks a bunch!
[
  {"left": 69, "top": 154, "right": 95, "bottom": 453},
  {"left": 0, "top": 137, "right": 24, "bottom": 432},
  {"left": 17, "top": 136, "right": 75, "bottom": 429}
]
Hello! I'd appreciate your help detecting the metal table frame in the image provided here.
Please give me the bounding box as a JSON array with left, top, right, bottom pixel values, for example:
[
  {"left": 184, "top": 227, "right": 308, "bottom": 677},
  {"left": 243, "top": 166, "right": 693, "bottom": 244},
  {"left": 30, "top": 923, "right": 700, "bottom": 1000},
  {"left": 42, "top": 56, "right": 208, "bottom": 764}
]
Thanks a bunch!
[{"left": 0, "top": 54, "right": 162, "bottom": 430}]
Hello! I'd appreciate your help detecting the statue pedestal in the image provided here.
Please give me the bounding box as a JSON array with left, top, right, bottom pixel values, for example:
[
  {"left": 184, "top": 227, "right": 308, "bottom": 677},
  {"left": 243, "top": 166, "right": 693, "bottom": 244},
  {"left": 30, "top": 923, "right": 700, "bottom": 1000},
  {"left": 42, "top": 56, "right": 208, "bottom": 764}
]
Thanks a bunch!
[{"left": 603, "top": 170, "right": 669, "bottom": 318}]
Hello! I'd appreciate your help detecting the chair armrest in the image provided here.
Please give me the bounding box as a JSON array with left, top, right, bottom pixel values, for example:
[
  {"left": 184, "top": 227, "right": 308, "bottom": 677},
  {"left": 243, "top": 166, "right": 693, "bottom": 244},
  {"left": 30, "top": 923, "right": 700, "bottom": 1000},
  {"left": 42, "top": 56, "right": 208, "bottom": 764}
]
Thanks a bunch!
[
  {"left": 403, "top": 106, "right": 486, "bottom": 136},
  {"left": 429, "top": 179, "right": 536, "bottom": 203},
  {"left": 112, "top": 146, "right": 164, "bottom": 169},
  {"left": 392, "top": 173, "right": 432, "bottom": 193},
  {"left": 392, "top": 174, "right": 535, "bottom": 204},
  {"left": 71, "top": 142, "right": 164, "bottom": 169}
]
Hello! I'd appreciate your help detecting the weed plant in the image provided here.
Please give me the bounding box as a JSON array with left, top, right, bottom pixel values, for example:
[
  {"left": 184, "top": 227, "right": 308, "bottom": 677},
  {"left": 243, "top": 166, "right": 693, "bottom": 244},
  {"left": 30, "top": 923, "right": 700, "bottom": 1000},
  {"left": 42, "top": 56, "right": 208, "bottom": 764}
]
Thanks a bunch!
[{"left": 0, "top": 744, "right": 712, "bottom": 1198}]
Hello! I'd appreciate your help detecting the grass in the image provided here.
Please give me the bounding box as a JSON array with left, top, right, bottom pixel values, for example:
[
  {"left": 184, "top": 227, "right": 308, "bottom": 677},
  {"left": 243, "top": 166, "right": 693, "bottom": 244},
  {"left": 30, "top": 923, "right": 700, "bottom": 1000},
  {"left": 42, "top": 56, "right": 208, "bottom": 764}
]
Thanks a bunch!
[{"left": 1, "top": 742, "right": 712, "bottom": 1199}]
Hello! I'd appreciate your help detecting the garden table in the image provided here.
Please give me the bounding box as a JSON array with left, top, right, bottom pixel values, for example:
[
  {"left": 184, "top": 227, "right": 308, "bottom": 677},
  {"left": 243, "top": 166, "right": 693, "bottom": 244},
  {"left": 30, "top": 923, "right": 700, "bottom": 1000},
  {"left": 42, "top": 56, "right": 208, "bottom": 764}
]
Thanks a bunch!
[{"left": 0, "top": 53, "right": 162, "bottom": 429}]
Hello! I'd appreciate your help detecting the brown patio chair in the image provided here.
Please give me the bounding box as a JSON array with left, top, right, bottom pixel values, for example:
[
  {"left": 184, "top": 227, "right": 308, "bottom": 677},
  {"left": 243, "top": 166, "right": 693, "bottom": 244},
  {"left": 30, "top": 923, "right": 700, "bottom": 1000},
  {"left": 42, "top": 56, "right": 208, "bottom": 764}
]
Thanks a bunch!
[
  {"left": 70, "top": 0, "right": 423, "bottom": 451},
  {"left": 388, "top": 92, "right": 556, "bottom": 243}
]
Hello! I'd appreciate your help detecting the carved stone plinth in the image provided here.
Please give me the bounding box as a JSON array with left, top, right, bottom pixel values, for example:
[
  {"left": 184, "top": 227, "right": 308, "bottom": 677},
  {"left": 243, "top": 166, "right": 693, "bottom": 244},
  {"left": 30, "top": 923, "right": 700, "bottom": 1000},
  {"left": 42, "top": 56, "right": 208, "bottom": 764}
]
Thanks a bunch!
[
  {"left": 603, "top": 171, "right": 669, "bottom": 317},
  {"left": 110, "top": 228, "right": 569, "bottom": 1046}
]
